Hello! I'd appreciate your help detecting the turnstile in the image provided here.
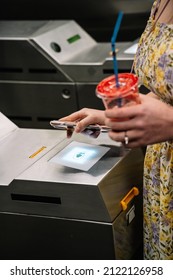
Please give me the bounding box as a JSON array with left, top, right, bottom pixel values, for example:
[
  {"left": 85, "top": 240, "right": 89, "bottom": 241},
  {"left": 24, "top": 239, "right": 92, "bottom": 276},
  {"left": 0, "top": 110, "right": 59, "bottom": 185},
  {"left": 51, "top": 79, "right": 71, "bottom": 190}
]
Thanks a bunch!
[
  {"left": 0, "top": 20, "right": 136, "bottom": 128},
  {"left": 0, "top": 112, "right": 144, "bottom": 259}
]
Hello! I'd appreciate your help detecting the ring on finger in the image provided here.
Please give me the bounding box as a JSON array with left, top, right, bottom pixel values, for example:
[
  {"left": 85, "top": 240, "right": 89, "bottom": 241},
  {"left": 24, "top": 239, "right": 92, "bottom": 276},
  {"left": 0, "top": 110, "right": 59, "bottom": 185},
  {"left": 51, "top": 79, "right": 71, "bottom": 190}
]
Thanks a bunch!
[{"left": 124, "top": 131, "right": 129, "bottom": 145}]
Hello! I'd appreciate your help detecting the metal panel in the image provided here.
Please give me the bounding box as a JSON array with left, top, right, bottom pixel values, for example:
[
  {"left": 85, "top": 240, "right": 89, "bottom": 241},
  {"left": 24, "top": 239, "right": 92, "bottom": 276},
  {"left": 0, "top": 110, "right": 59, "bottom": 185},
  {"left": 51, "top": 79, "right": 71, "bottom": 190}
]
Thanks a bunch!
[
  {"left": 0, "top": 193, "right": 143, "bottom": 260},
  {"left": 0, "top": 113, "right": 66, "bottom": 185},
  {"left": 0, "top": 212, "right": 115, "bottom": 260},
  {"left": 0, "top": 132, "right": 144, "bottom": 222},
  {"left": 0, "top": 82, "right": 78, "bottom": 128}
]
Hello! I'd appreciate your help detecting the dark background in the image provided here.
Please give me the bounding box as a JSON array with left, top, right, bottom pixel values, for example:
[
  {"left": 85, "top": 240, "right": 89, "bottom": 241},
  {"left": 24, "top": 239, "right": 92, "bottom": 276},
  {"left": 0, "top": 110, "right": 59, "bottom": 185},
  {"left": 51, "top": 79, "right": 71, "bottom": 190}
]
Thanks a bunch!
[{"left": 0, "top": 0, "right": 152, "bottom": 42}]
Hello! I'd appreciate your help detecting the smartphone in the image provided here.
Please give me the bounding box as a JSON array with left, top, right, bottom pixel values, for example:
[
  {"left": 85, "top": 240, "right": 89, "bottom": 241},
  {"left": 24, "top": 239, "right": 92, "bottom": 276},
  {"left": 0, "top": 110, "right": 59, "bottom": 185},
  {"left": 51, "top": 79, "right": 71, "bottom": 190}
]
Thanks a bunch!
[{"left": 50, "top": 120, "right": 110, "bottom": 132}]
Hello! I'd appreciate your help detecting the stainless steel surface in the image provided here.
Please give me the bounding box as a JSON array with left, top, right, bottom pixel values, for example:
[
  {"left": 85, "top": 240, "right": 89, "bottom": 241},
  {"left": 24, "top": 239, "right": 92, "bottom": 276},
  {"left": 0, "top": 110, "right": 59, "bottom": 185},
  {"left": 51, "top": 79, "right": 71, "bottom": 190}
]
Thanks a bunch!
[
  {"left": 32, "top": 20, "right": 96, "bottom": 64},
  {"left": 0, "top": 114, "right": 144, "bottom": 259},
  {"left": 0, "top": 112, "right": 65, "bottom": 185},
  {"left": 0, "top": 126, "right": 144, "bottom": 222},
  {"left": 0, "top": 0, "right": 152, "bottom": 43},
  {"left": 0, "top": 20, "right": 47, "bottom": 38},
  {"left": 16, "top": 133, "right": 121, "bottom": 185}
]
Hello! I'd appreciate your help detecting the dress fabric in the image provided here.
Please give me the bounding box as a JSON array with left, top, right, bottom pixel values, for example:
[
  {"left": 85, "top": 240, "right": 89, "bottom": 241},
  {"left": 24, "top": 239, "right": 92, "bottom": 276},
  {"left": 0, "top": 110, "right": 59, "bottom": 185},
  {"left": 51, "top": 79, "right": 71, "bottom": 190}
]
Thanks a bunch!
[{"left": 134, "top": 0, "right": 173, "bottom": 259}]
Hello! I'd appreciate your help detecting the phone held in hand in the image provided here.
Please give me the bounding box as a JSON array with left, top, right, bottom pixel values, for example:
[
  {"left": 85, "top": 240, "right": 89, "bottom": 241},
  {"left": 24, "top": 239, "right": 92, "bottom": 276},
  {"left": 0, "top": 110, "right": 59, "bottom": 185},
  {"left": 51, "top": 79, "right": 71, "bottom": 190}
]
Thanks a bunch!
[{"left": 50, "top": 120, "right": 110, "bottom": 138}]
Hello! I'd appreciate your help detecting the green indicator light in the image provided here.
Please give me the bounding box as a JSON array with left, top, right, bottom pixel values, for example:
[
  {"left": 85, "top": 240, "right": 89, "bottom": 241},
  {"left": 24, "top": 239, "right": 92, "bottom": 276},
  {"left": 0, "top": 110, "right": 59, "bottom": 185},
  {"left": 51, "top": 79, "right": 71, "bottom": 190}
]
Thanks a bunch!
[{"left": 67, "top": 34, "right": 81, "bottom": 44}]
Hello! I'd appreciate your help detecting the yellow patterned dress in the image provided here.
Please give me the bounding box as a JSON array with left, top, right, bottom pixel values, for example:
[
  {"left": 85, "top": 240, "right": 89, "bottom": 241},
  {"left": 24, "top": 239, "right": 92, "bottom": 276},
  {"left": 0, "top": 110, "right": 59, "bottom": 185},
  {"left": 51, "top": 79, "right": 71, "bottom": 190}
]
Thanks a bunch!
[{"left": 134, "top": 0, "right": 173, "bottom": 259}]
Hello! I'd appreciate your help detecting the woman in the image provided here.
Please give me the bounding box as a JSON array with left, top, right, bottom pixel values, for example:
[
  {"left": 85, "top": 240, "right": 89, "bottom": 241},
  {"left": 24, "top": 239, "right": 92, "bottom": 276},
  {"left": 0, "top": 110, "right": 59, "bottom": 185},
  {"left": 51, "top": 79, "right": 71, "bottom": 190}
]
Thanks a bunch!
[{"left": 59, "top": 0, "right": 173, "bottom": 259}]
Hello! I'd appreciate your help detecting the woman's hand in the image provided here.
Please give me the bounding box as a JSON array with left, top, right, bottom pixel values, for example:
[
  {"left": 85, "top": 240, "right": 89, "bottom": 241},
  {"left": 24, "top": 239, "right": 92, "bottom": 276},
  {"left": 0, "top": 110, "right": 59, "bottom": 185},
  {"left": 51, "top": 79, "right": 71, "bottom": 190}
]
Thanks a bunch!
[
  {"left": 104, "top": 93, "right": 173, "bottom": 148},
  {"left": 59, "top": 108, "right": 105, "bottom": 137}
]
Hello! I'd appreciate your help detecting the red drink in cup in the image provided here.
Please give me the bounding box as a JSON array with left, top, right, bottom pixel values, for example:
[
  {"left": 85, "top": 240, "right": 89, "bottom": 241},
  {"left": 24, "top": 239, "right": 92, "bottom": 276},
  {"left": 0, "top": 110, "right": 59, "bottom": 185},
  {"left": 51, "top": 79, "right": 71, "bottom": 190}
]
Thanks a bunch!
[{"left": 96, "top": 73, "right": 140, "bottom": 109}]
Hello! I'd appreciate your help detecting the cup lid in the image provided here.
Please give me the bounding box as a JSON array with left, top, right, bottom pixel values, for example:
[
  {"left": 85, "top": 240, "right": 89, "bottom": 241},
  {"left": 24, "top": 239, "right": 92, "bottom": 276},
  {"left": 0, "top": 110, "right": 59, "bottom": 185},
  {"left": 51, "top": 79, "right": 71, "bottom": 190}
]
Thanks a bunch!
[{"left": 96, "top": 73, "right": 138, "bottom": 98}]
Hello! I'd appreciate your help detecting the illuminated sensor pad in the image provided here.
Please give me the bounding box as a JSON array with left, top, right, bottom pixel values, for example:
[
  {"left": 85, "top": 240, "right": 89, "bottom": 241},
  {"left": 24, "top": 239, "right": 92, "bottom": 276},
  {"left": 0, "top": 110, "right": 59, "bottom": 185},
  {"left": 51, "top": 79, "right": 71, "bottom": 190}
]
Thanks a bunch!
[{"left": 49, "top": 141, "right": 110, "bottom": 171}]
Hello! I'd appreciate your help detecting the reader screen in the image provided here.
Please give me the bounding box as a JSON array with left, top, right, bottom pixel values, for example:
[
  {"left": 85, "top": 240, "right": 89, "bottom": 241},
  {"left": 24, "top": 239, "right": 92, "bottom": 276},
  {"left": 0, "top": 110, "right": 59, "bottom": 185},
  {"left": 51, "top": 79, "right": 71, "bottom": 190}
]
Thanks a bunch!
[
  {"left": 49, "top": 141, "right": 110, "bottom": 171},
  {"left": 67, "top": 34, "right": 81, "bottom": 44}
]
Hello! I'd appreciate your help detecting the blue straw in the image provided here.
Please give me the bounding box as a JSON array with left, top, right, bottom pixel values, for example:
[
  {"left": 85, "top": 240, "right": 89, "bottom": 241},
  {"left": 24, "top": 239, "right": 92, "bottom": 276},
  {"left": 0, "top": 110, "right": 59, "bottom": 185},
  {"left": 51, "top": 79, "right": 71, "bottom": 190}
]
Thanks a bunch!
[{"left": 111, "top": 11, "right": 123, "bottom": 88}]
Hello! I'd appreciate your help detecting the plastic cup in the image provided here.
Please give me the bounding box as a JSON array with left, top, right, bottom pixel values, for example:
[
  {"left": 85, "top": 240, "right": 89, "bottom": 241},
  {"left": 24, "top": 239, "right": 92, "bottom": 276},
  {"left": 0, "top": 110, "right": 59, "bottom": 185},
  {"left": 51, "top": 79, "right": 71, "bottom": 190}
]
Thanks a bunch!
[{"left": 96, "top": 73, "right": 140, "bottom": 109}]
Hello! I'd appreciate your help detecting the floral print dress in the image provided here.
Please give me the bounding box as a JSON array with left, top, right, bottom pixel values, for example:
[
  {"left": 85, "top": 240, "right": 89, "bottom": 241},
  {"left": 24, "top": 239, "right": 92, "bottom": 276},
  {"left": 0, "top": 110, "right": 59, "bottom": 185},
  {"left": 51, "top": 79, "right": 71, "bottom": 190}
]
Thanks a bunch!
[{"left": 134, "top": 0, "right": 173, "bottom": 259}]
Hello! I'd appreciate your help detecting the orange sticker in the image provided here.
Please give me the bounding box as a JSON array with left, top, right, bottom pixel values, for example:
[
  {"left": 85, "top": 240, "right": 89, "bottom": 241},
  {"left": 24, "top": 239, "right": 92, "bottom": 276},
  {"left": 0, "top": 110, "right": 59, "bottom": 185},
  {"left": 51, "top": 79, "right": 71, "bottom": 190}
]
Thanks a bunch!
[{"left": 29, "top": 146, "right": 47, "bottom": 158}]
